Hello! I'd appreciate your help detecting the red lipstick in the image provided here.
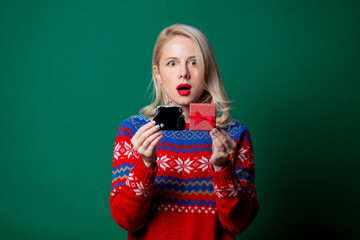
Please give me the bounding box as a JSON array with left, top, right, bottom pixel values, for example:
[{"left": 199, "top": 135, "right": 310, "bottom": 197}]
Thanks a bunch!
[{"left": 176, "top": 84, "right": 192, "bottom": 96}]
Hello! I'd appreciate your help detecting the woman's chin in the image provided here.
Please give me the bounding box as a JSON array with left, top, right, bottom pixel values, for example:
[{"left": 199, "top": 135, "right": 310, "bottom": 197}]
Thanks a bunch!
[
  {"left": 171, "top": 97, "right": 200, "bottom": 107},
  {"left": 172, "top": 100, "right": 192, "bottom": 107}
]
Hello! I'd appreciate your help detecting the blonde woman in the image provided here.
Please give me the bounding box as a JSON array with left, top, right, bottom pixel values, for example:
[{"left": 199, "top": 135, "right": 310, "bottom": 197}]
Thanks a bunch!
[{"left": 110, "top": 24, "right": 259, "bottom": 240}]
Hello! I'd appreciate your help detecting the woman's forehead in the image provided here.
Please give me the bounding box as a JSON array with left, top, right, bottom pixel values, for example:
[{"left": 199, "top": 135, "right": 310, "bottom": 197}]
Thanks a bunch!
[{"left": 160, "top": 36, "right": 196, "bottom": 59}]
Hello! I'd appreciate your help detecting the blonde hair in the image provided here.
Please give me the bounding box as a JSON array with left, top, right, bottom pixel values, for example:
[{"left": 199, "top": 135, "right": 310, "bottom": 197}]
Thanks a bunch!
[{"left": 140, "top": 23, "right": 234, "bottom": 127}]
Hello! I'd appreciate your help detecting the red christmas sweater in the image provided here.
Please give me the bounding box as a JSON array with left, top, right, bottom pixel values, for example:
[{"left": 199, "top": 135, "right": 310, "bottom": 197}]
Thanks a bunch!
[{"left": 110, "top": 115, "right": 259, "bottom": 240}]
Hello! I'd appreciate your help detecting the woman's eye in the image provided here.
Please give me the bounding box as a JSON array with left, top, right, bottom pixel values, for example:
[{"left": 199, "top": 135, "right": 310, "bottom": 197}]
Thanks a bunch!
[
  {"left": 189, "top": 59, "right": 197, "bottom": 66},
  {"left": 168, "top": 61, "right": 176, "bottom": 66}
]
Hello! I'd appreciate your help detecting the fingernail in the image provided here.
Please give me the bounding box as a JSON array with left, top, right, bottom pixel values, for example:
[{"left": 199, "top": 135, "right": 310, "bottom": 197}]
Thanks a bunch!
[
  {"left": 213, "top": 129, "right": 217, "bottom": 133},
  {"left": 210, "top": 131, "right": 214, "bottom": 136},
  {"left": 151, "top": 121, "right": 156, "bottom": 125},
  {"left": 155, "top": 125, "right": 160, "bottom": 129}
]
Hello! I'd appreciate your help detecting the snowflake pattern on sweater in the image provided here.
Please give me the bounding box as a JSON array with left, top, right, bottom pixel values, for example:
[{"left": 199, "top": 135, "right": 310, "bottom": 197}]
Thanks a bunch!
[{"left": 110, "top": 114, "right": 259, "bottom": 240}]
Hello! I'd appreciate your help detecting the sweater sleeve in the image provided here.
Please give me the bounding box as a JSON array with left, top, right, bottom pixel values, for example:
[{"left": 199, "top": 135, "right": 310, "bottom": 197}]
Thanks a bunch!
[
  {"left": 109, "top": 119, "right": 158, "bottom": 232},
  {"left": 211, "top": 125, "right": 259, "bottom": 235}
]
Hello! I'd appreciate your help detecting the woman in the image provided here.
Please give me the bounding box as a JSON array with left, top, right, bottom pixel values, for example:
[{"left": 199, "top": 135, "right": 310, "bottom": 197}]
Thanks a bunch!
[{"left": 110, "top": 24, "right": 259, "bottom": 240}]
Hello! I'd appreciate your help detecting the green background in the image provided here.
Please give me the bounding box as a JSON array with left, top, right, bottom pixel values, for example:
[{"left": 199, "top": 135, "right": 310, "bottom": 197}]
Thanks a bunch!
[{"left": 1, "top": 0, "right": 359, "bottom": 239}]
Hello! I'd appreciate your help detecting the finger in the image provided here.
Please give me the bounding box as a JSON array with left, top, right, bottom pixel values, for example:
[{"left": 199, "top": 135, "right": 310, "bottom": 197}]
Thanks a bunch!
[
  {"left": 137, "top": 131, "right": 162, "bottom": 152},
  {"left": 211, "top": 134, "right": 226, "bottom": 152},
  {"left": 217, "top": 127, "right": 233, "bottom": 141},
  {"left": 133, "top": 121, "right": 156, "bottom": 142},
  {"left": 216, "top": 128, "right": 237, "bottom": 151},
  {"left": 210, "top": 129, "right": 221, "bottom": 150},
  {"left": 137, "top": 124, "right": 161, "bottom": 145},
  {"left": 211, "top": 135, "right": 229, "bottom": 161},
  {"left": 212, "top": 128, "right": 228, "bottom": 146},
  {"left": 211, "top": 129, "right": 235, "bottom": 156},
  {"left": 143, "top": 134, "right": 163, "bottom": 157},
  {"left": 132, "top": 121, "right": 156, "bottom": 142},
  {"left": 133, "top": 124, "right": 160, "bottom": 149}
]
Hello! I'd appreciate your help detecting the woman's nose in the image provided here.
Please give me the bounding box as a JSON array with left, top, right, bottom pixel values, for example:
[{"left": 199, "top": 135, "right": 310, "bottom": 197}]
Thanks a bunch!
[{"left": 179, "top": 64, "right": 190, "bottom": 80}]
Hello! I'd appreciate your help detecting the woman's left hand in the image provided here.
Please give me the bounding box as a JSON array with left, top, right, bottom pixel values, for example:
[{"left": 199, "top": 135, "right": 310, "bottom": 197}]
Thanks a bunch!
[{"left": 209, "top": 127, "right": 237, "bottom": 171}]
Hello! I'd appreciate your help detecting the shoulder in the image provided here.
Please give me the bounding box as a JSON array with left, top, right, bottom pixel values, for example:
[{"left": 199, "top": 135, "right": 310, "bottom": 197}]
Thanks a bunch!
[
  {"left": 223, "top": 119, "right": 251, "bottom": 140},
  {"left": 118, "top": 114, "right": 151, "bottom": 132}
]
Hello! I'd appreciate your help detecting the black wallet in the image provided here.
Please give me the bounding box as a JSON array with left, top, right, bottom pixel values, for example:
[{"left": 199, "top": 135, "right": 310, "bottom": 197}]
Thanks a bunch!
[{"left": 153, "top": 105, "right": 186, "bottom": 130}]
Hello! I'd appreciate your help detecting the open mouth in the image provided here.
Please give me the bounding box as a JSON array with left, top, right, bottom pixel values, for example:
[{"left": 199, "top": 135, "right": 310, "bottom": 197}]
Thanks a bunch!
[
  {"left": 176, "top": 84, "right": 192, "bottom": 96},
  {"left": 176, "top": 84, "right": 191, "bottom": 96}
]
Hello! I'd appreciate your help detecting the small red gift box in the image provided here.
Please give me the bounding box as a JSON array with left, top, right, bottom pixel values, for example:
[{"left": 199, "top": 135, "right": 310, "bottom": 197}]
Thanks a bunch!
[{"left": 189, "top": 103, "right": 216, "bottom": 131}]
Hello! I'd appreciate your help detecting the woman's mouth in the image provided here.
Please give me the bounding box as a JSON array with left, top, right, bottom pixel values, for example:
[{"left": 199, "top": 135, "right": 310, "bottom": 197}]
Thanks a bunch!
[{"left": 176, "top": 84, "right": 192, "bottom": 96}]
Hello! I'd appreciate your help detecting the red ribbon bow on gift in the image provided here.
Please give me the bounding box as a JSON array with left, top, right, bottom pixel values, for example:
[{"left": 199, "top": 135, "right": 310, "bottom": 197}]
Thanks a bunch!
[{"left": 189, "top": 111, "right": 215, "bottom": 127}]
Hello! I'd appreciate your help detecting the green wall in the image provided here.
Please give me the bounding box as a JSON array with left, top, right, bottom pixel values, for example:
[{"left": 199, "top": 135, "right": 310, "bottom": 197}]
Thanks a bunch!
[{"left": 1, "top": 0, "right": 359, "bottom": 239}]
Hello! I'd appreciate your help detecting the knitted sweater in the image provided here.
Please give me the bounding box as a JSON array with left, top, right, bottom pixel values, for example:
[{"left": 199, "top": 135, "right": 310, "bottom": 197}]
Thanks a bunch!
[{"left": 110, "top": 114, "right": 259, "bottom": 240}]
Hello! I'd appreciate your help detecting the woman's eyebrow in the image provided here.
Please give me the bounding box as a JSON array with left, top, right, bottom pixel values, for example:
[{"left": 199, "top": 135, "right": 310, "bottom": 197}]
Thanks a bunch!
[
  {"left": 164, "top": 57, "right": 178, "bottom": 61},
  {"left": 164, "top": 56, "right": 196, "bottom": 61}
]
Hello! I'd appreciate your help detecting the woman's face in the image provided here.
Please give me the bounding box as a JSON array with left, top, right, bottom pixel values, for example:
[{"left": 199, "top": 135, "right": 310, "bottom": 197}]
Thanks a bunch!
[{"left": 153, "top": 35, "right": 205, "bottom": 107}]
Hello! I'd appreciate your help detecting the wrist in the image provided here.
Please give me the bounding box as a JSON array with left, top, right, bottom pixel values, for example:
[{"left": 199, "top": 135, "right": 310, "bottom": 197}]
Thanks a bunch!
[
  {"left": 212, "top": 160, "right": 228, "bottom": 171},
  {"left": 213, "top": 165, "right": 224, "bottom": 171},
  {"left": 143, "top": 160, "right": 156, "bottom": 170}
]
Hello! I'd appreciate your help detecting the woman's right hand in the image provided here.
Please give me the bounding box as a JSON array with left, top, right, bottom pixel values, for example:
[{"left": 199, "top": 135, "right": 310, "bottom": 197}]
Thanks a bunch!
[{"left": 131, "top": 121, "right": 163, "bottom": 170}]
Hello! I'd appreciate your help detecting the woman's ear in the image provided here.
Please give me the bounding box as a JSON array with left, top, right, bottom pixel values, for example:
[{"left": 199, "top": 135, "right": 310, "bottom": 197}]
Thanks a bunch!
[{"left": 153, "top": 65, "right": 162, "bottom": 84}]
